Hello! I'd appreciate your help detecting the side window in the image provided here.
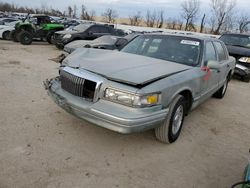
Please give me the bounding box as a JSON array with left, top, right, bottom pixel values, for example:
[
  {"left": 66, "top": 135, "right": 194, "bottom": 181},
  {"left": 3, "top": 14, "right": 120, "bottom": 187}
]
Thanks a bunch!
[
  {"left": 204, "top": 41, "right": 217, "bottom": 63},
  {"left": 214, "top": 42, "right": 227, "bottom": 61},
  {"left": 99, "top": 27, "right": 110, "bottom": 33},
  {"left": 89, "top": 26, "right": 100, "bottom": 33}
]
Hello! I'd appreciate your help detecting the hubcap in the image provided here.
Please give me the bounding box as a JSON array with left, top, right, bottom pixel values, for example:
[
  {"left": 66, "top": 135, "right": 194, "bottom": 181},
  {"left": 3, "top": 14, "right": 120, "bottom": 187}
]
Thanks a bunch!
[
  {"left": 172, "top": 105, "right": 184, "bottom": 135},
  {"left": 24, "top": 36, "right": 29, "bottom": 41}
]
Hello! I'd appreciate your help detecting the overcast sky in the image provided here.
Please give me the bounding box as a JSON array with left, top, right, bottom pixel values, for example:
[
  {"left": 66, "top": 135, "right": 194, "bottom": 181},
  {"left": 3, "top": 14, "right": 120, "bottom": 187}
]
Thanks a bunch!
[{"left": 5, "top": 0, "right": 250, "bottom": 18}]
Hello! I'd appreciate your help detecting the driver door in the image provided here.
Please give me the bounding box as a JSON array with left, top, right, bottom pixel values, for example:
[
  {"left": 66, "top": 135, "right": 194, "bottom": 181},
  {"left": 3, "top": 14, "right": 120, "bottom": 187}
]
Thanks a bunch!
[{"left": 201, "top": 41, "right": 220, "bottom": 98}]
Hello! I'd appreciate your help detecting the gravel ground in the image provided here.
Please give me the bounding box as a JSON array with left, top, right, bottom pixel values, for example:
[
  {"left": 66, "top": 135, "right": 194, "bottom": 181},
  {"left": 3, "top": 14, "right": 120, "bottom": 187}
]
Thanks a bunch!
[{"left": 0, "top": 40, "right": 250, "bottom": 188}]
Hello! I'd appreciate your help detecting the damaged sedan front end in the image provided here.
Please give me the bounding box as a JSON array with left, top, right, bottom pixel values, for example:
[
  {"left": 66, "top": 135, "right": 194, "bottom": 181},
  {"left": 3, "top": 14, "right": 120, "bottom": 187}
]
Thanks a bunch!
[
  {"left": 44, "top": 66, "right": 168, "bottom": 134},
  {"left": 44, "top": 34, "right": 235, "bottom": 143}
]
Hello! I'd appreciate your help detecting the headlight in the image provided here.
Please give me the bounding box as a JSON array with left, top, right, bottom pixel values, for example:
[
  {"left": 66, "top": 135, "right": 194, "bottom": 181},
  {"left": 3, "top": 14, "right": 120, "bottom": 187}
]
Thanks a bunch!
[
  {"left": 63, "top": 34, "right": 72, "bottom": 39},
  {"left": 104, "top": 88, "right": 161, "bottom": 107},
  {"left": 238, "top": 57, "right": 250, "bottom": 63}
]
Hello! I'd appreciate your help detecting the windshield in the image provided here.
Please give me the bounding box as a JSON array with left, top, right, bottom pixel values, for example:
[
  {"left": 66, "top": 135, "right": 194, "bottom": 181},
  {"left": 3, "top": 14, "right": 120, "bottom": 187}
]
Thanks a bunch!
[
  {"left": 73, "top": 24, "right": 91, "bottom": 32},
  {"left": 121, "top": 35, "right": 201, "bottom": 66},
  {"left": 220, "top": 34, "right": 250, "bottom": 48}
]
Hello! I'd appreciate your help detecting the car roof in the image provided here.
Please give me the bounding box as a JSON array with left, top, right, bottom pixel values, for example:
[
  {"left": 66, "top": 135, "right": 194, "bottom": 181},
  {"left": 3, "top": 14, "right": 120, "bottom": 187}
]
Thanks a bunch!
[
  {"left": 30, "top": 14, "right": 50, "bottom": 18},
  {"left": 220, "top": 33, "right": 250, "bottom": 37},
  {"left": 141, "top": 33, "right": 220, "bottom": 42}
]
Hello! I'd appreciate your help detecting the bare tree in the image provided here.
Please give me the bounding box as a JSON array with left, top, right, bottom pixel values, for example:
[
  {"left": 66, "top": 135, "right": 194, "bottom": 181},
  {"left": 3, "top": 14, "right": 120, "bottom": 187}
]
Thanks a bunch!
[
  {"left": 102, "top": 8, "right": 118, "bottom": 23},
  {"left": 68, "top": 6, "right": 73, "bottom": 18},
  {"left": 181, "top": 0, "right": 200, "bottom": 31},
  {"left": 200, "top": 13, "right": 206, "bottom": 33},
  {"left": 238, "top": 14, "right": 250, "bottom": 33},
  {"left": 81, "top": 5, "right": 95, "bottom": 21},
  {"left": 166, "top": 18, "right": 177, "bottom": 29},
  {"left": 0, "top": 2, "right": 63, "bottom": 16},
  {"left": 145, "top": 10, "right": 157, "bottom": 27},
  {"left": 156, "top": 10, "right": 164, "bottom": 28},
  {"left": 166, "top": 18, "right": 183, "bottom": 30},
  {"left": 73, "top": 4, "right": 77, "bottom": 18},
  {"left": 177, "top": 19, "right": 184, "bottom": 30},
  {"left": 129, "top": 11, "right": 142, "bottom": 26},
  {"left": 210, "top": 0, "right": 236, "bottom": 34}
]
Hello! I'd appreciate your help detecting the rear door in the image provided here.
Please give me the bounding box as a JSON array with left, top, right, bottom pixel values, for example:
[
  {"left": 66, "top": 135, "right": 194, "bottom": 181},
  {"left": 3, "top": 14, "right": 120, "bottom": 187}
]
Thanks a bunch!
[{"left": 213, "top": 41, "right": 230, "bottom": 86}]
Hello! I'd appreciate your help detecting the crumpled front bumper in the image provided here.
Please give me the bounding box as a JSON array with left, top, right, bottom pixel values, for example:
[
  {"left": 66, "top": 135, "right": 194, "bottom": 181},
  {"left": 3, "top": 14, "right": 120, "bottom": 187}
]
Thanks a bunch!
[{"left": 44, "top": 78, "right": 168, "bottom": 134}]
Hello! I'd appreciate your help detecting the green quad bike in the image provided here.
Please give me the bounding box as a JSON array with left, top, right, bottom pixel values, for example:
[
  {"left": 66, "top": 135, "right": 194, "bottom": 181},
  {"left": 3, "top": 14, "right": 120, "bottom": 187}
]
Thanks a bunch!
[
  {"left": 231, "top": 150, "right": 250, "bottom": 188},
  {"left": 10, "top": 14, "right": 64, "bottom": 45}
]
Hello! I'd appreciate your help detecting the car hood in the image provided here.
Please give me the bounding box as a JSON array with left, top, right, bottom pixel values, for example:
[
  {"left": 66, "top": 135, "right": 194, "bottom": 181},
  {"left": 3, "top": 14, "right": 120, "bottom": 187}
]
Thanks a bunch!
[
  {"left": 64, "top": 40, "right": 96, "bottom": 49},
  {"left": 63, "top": 48, "right": 191, "bottom": 86},
  {"left": 64, "top": 40, "right": 111, "bottom": 52},
  {"left": 226, "top": 45, "right": 250, "bottom": 57}
]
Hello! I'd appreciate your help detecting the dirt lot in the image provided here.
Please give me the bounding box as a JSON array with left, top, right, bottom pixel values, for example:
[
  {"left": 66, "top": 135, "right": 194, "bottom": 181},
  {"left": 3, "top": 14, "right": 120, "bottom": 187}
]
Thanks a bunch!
[{"left": 0, "top": 40, "right": 250, "bottom": 188}]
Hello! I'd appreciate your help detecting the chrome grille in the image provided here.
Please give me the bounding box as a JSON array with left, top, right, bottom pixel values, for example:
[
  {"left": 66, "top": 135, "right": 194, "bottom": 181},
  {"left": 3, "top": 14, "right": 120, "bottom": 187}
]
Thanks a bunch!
[{"left": 60, "top": 70, "right": 97, "bottom": 100}]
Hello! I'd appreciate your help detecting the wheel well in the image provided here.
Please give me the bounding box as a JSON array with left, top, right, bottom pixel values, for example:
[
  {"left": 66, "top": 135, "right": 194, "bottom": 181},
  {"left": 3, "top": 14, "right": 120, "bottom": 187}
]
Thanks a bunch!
[
  {"left": 179, "top": 90, "right": 193, "bottom": 114},
  {"left": 228, "top": 70, "right": 232, "bottom": 81}
]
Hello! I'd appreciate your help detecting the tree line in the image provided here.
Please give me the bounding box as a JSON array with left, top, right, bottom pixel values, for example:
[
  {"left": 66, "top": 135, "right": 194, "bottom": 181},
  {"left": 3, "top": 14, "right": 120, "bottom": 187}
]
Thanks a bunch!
[{"left": 0, "top": 0, "right": 249, "bottom": 34}]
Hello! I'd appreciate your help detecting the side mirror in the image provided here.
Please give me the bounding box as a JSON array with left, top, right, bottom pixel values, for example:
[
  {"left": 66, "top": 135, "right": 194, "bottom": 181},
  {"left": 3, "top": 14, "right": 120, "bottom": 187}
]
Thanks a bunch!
[{"left": 207, "top": 60, "right": 221, "bottom": 70}]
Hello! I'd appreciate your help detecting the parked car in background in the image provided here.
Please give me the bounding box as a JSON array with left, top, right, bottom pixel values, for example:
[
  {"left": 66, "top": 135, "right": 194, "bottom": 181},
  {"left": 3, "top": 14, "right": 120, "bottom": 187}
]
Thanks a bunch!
[
  {"left": 220, "top": 33, "right": 250, "bottom": 82},
  {"left": 63, "top": 34, "right": 139, "bottom": 53},
  {"left": 0, "top": 18, "right": 18, "bottom": 25},
  {"left": 53, "top": 24, "right": 123, "bottom": 49},
  {"left": 44, "top": 34, "right": 235, "bottom": 143},
  {"left": 0, "top": 20, "right": 19, "bottom": 40}
]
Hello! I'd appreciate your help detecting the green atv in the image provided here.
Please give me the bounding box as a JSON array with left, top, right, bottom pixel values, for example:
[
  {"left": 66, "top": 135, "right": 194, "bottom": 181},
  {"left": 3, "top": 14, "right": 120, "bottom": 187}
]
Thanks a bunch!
[{"left": 10, "top": 14, "right": 64, "bottom": 45}]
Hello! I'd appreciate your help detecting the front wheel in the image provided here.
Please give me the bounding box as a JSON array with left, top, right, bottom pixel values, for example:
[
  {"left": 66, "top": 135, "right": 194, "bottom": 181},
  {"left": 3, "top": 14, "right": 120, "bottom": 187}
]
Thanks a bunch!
[
  {"left": 155, "top": 95, "right": 186, "bottom": 143},
  {"left": 19, "top": 31, "right": 33, "bottom": 45},
  {"left": 46, "top": 31, "right": 55, "bottom": 44}
]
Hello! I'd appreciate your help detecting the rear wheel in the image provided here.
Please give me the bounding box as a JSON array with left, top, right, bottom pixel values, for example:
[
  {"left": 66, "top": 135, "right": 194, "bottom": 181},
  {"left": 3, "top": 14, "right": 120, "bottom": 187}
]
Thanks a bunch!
[
  {"left": 213, "top": 77, "right": 229, "bottom": 99},
  {"left": 155, "top": 95, "right": 186, "bottom": 143},
  {"left": 19, "top": 31, "right": 33, "bottom": 45},
  {"left": 2, "top": 31, "right": 10, "bottom": 40}
]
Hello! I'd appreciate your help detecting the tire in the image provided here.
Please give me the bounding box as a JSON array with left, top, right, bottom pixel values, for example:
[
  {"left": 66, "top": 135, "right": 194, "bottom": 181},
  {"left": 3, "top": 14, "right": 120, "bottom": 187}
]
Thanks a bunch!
[
  {"left": 213, "top": 77, "right": 229, "bottom": 99},
  {"left": 19, "top": 31, "right": 33, "bottom": 45},
  {"left": 2, "top": 31, "right": 10, "bottom": 40},
  {"left": 55, "top": 43, "right": 64, "bottom": 50},
  {"left": 155, "top": 95, "right": 186, "bottom": 143},
  {"left": 46, "top": 31, "right": 55, "bottom": 44},
  {"left": 10, "top": 30, "right": 19, "bottom": 42}
]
